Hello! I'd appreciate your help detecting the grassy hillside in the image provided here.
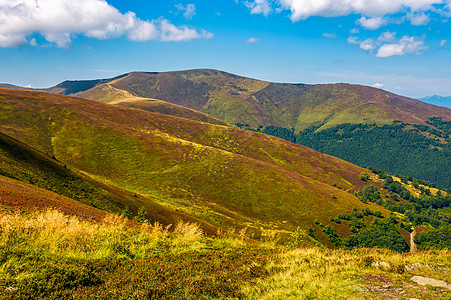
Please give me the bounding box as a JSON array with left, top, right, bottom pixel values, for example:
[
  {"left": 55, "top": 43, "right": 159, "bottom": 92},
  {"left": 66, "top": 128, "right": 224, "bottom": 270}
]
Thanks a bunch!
[
  {"left": 67, "top": 69, "right": 451, "bottom": 131},
  {"left": 0, "top": 130, "right": 220, "bottom": 233},
  {"left": 0, "top": 88, "right": 387, "bottom": 242},
  {"left": 0, "top": 208, "right": 449, "bottom": 299},
  {"left": 77, "top": 83, "right": 229, "bottom": 126}
]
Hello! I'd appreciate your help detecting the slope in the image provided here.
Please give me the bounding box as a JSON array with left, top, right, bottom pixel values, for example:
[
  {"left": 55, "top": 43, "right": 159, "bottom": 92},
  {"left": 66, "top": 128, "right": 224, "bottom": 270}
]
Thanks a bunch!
[
  {"left": 77, "top": 83, "right": 229, "bottom": 126},
  {"left": 67, "top": 69, "right": 451, "bottom": 131},
  {"left": 0, "top": 88, "right": 386, "bottom": 241},
  {"left": 0, "top": 129, "right": 220, "bottom": 233}
]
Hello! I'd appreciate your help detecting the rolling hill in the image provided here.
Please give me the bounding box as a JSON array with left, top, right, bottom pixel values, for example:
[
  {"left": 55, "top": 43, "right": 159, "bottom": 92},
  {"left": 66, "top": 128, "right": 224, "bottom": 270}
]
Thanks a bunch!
[
  {"left": 0, "top": 88, "right": 388, "bottom": 243},
  {"left": 63, "top": 69, "right": 451, "bottom": 131},
  {"left": 0, "top": 130, "right": 220, "bottom": 233}
]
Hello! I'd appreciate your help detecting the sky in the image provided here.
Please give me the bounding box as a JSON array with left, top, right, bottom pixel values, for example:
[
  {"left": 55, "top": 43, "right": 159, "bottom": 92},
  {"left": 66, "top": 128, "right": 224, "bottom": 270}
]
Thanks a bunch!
[{"left": 1, "top": 0, "right": 451, "bottom": 100}]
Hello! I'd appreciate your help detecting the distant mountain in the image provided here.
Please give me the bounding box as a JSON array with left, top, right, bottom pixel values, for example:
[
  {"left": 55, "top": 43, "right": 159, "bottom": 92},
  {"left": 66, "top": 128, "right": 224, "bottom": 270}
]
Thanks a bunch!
[
  {"left": 0, "top": 83, "right": 29, "bottom": 90},
  {"left": 0, "top": 88, "right": 387, "bottom": 243},
  {"left": 419, "top": 95, "right": 451, "bottom": 109},
  {"left": 50, "top": 69, "right": 451, "bottom": 131},
  {"left": 44, "top": 74, "right": 128, "bottom": 95}
]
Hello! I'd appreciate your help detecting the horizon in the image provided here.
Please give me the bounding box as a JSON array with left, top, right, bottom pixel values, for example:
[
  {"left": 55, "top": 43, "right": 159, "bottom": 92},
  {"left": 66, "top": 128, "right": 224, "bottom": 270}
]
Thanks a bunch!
[{"left": 1, "top": 1, "right": 451, "bottom": 99}]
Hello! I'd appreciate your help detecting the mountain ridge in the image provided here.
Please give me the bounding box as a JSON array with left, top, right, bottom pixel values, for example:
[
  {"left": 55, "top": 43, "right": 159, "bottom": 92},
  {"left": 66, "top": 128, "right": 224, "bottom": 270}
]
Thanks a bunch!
[{"left": 40, "top": 68, "right": 451, "bottom": 131}]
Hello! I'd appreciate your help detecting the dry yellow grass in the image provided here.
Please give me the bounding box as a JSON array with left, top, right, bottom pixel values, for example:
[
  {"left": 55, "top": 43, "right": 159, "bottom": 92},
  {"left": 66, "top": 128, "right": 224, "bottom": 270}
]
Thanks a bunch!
[
  {"left": 1, "top": 208, "right": 449, "bottom": 299},
  {"left": 0, "top": 209, "right": 207, "bottom": 260},
  {"left": 242, "top": 248, "right": 451, "bottom": 299}
]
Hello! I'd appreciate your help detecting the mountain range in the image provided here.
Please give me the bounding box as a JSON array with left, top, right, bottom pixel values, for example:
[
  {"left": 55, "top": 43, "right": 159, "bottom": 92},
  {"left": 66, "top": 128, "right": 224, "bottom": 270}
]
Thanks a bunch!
[
  {"left": 36, "top": 69, "right": 451, "bottom": 188},
  {"left": 0, "top": 69, "right": 450, "bottom": 246},
  {"left": 43, "top": 69, "right": 450, "bottom": 132}
]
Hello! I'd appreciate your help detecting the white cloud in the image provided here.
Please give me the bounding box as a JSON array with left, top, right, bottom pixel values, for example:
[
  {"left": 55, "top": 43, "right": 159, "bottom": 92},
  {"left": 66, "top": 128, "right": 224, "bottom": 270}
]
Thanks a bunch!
[
  {"left": 347, "top": 36, "right": 358, "bottom": 44},
  {"left": 160, "top": 19, "right": 212, "bottom": 42},
  {"left": 322, "top": 32, "right": 337, "bottom": 38},
  {"left": 246, "top": 37, "right": 259, "bottom": 43},
  {"left": 378, "top": 31, "right": 396, "bottom": 42},
  {"left": 376, "top": 36, "right": 426, "bottom": 57},
  {"left": 372, "top": 82, "right": 384, "bottom": 88},
  {"left": 276, "top": 0, "right": 442, "bottom": 21},
  {"left": 201, "top": 30, "right": 214, "bottom": 39},
  {"left": 360, "top": 38, "right": 376, "bottom": 51},
  {"left": 408, "top": 12, "right": 430, "bottom": 25},
  {"left": 357, "top": 16, "right": 388, "bottom": 30},
  {"left": 175, "top": 3, "right": 196, "bottom": 20},
  {"left": 439, "top": 39, "right": 447, "bottom": 47},
  {"left": 29, "top": 38, "right": 37, "bottom": 46},
  {"left": 245, "top": 0, "right": 272, "bottom": 16},
  {"left": 0, "top": 0, "right": 209, "bottom": 48}
]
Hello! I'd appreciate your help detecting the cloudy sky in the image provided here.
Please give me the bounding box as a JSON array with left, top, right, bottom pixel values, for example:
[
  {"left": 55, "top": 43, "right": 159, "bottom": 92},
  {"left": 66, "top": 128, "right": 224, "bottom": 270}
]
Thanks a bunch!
[{"left": 1, "top": 0, "right": 451, "bottom": 98}]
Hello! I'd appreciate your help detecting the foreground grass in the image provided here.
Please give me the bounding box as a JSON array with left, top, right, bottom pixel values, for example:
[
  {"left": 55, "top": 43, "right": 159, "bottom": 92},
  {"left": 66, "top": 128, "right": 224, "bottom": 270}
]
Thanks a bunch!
[
  {"left": 0, "top": 209, "right": 271, "bottom": 299},
  {"left": 243, "top": 248, "right": 451, "bottom": 299},
  {"left": 0, "top": 209, "right": 449, "bottom": 299}
]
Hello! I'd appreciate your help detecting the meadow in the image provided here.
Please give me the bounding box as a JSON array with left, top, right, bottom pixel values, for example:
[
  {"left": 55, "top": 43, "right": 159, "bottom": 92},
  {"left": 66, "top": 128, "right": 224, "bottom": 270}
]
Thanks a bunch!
[{"left": 0, "top": 208, "right": 449, "bottom": 299}]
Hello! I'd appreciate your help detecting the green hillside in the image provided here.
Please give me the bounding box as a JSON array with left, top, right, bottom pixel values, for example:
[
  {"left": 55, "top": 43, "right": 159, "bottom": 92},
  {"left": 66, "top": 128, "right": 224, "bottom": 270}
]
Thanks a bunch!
[
  {"left": 0, "top": 130, "right": 218, "bottom": 232},
  {"left": 0, "top": 88, "right": 387, "bottom": 243},
  {"left": 76, "top": 83, "right": 229, "bottom": 126},
  {"left": 69, "top": 69, "right": 451, "bottom": 131}
]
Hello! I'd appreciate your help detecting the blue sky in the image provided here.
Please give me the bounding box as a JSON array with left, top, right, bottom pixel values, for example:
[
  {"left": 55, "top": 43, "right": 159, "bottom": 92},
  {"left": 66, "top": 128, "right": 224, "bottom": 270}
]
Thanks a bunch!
[{"left": 1, "top": 0, "right": 451, "bottom": 100}]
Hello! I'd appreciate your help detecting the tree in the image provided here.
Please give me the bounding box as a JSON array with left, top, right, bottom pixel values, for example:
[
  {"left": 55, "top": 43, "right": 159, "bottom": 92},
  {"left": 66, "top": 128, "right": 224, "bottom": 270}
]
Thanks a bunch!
[
  {"left": 360, "top": 173, "right": 370, "bottom": 181},
  {"left": 361, "top": 185, "right": 381, "bottom": 203}
]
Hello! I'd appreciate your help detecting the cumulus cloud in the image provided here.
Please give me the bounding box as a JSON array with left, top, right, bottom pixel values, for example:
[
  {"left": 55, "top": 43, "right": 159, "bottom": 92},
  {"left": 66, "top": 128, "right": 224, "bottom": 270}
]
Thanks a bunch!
[
  {"left": 357, "top": 16, "right": 388, "bottom": 30},
  {"left": 376, "top": 36, "right": 426, "bottom": 57},
  {"left": 347, "top": 36, "right": 358, "bottom": 44},
  {"left": 360, "top": 38, "right": 376, "bottom": 51},
  {"left": 355, "top": 34, "right": 426, "bottom": 57},
  {"left": 378, "top": 31, "right": 396, "bottom": 42},
  {"left": 408, "top": 12, "right": 430, "bottom": 25},
  {"left": 245, "top": 0, "right": 446, "bottom": 32},
  {"left": 275, "top": 0, "right": 442, "bottom": 21},
  {"left": 0, "top": 0, "right": 210, "bottom": 48},
  {"left": 159, "top": 19, "right": 212, "bottom": 42},
  {"left": 245, "top": 37, "right": 259, "bottom": 43},
  {"left": 372, "top": 82, "right": 384, "bottom": 88},
  {"left": 245, "top": 0, "right": 272, "bottom": 16},
  {"left": 439, "top": 39, "right": 447, "bottom": 47},
  {"left": 175, "top": 3, "right": 196, "bottom": 20}
]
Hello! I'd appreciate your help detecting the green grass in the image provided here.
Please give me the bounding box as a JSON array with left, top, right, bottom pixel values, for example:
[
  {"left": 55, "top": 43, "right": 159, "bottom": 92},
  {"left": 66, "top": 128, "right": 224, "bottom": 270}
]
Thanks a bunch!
[{"left": 0, "top": 209, "right": 449, "bottom": 299}]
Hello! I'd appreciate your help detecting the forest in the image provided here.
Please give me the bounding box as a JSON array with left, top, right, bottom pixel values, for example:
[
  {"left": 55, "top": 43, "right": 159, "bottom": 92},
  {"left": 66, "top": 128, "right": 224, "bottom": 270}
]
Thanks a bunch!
[
  {"left": 257, "top": 117, "right": 451, "bottom": 189},
  {"left": 253, "top": 118, "right": 451, "bottom": 252}
]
